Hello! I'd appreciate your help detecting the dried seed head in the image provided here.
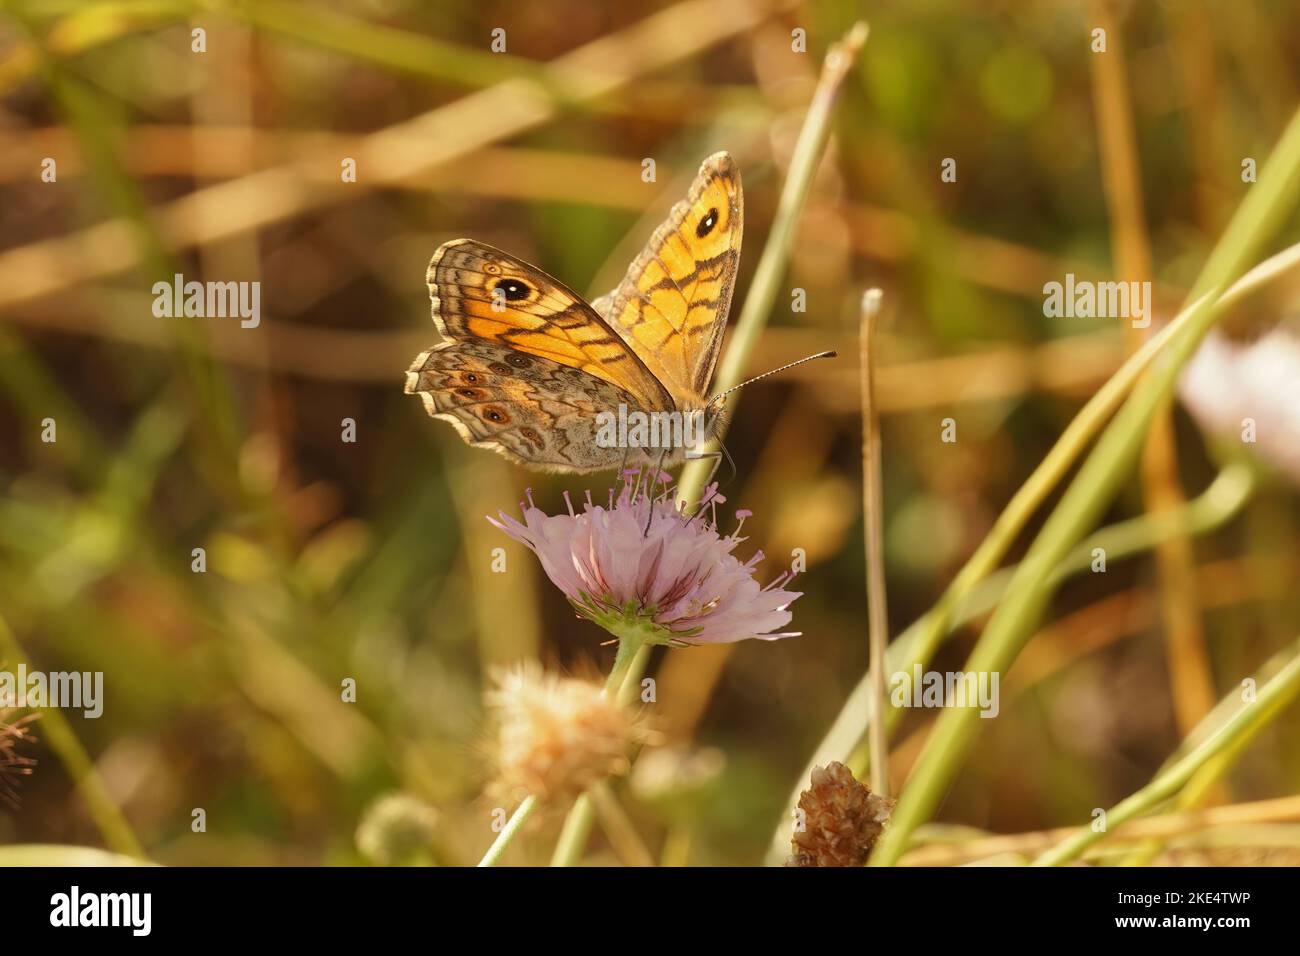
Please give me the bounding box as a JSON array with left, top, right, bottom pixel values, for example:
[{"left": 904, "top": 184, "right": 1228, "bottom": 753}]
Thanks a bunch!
[
  {"left": 786, "top": 761, "right": 893, "bottom": 867},
  {"left": 0, "top": 708, "right": 37, "bottom": 810},
  {"left": 487, "top": 663, "right": 644, "bottom": 803},
  {"left": 355, "top": 792, "right": 440, "bottom": 866}
]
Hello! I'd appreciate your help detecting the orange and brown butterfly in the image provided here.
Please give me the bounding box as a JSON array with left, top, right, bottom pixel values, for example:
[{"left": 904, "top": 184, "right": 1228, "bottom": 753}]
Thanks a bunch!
[{"left": 404, "top": 152, "right": 744, "bottom": 473}]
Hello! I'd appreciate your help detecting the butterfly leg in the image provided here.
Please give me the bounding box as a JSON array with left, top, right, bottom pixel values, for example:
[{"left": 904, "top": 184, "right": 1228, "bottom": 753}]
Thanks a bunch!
[
  {"left": 679, "top": 450, "right": 727, "bottom": 529},
  {"left": 627, "top": 449, "right": 650, "bottom": 504},
  {"left": 687, "top": 448, "right": 725, "bottom": 492},
  {"left": 617, "top": 445, "right": 632, "bottom": 487},
  {"left": 642, "top": 446, "right": 670, "bottom": 537}
]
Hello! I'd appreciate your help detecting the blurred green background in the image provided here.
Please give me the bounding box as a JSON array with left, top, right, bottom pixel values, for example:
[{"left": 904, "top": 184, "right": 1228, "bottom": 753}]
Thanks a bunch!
[{"left": 1, "top": 0, "right": 1298, "bottom": 866}]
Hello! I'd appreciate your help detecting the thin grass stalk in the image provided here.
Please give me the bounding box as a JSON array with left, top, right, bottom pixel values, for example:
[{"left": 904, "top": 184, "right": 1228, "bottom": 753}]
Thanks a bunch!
[
  {"left": 1118, "top": 621, "right": 1300, "bottom": 865},
  {"left": 1090, "top": 0, "right": 1215, "bottom": 739},
  {"left": 858, "top": 289, "right": 890, "bottom": 797}
]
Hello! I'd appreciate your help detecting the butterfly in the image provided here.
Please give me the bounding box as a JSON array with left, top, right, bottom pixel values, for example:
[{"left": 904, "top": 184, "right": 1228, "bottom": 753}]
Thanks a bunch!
[{"left": 405, "top": 152, "right": 745, "bottom": 473}]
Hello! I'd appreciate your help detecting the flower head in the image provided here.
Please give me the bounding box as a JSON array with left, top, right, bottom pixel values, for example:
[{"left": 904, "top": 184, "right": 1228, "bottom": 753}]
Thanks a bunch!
[
  {"left": 488, "top": 471, "right": 802, "bottom": 646},
  {"left": 487, "top": 663, "right": 646, "bottom": 802},
  {"left": 786, "top": 761, "right": 893, "bottom": 867},
  {"left": 1180, "top": 327, "right": 1300, "bottom": 484},
  {"left": 355, "top": 792, "right": 441, "bottom": 866}
]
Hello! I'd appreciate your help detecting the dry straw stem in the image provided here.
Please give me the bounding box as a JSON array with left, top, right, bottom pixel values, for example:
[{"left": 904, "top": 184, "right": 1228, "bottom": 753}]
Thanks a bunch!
[
  {"left": 2, "top": 272, "right": 1136, "bottom": 399},
  {"left": 3, "top": 127, "right": 1154, "bottom": 398},
  {"left": 1, "top": 119, "right": 1137, "bottom": 298},
  {"left": 1, "top": 1, "right": 760, "bottom": 118},
  {"left": 1090, "top": 0, "right": 1215, "bottom": 740},
  {"left": 0, "top": 0, "right": 796, "bottom": 312},
  {"left": 901, "top": 794, "right": 1300, "bottom": 866},
  {"left": 858, "top": 289, "right": 889, "bottom": 799},
  {"left": 0, "top": 132, "right": 656, "bottom": 207},
  {"left": 871, "top": 103, "right": 1300, "bottom": 867}
]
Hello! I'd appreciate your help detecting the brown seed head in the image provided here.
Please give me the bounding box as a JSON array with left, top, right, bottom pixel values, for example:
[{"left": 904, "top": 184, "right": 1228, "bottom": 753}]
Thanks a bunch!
[
  {"left": 0, "top": 708, "right": 37, "bottom": 810},
  {"left": 786, "top": 761, "right": 893, "bottom": 867}
]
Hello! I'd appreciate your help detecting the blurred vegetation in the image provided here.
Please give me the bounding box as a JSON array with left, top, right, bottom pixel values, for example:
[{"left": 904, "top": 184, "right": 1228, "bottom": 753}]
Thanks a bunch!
[{"left": 0, "top": 0, "right": 1298, "bottom": 866}]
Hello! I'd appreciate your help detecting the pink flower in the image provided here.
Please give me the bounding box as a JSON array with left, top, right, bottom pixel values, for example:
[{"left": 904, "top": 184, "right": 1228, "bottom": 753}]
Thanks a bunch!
[
  {"left": 1180, "top": 327, "right": 1300, "bottom": 484},
  {"left": 488, "top": 472, "right": 801, "bottom": 645}
]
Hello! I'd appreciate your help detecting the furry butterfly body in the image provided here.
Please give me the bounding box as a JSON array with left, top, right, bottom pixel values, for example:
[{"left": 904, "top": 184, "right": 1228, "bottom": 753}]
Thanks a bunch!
[{"left": 406, "top": 152, "right": 743, "bottom": 473}]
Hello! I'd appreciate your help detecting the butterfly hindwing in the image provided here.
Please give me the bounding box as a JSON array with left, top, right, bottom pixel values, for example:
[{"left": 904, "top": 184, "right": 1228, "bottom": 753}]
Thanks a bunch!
[
  {"left": 427, "top": 239, "right": 672, "bottom": 413},
  {"left": 592, "top": 152, "right": 743, "bottom": 404},
  {"left": 405, "top": 340, "right": 635, "bottom": 473}
]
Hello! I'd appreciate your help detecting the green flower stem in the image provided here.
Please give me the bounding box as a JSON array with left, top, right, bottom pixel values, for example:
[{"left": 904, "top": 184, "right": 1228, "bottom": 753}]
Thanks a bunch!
[
  {"left": 871, "top": 105, "right": 1300, "bottom": 867},
  {"left": 1032, "top": 637, "right": 1300, "bottom": 866},
  {"left": 548, "top": 794, "right": 595, "bottom": 867},
  {"left": 588, "top": 781, "right": 656, "bottom": 867},
  {"left": 0, "top": 613, "right": 145, "bottom": 860},
  {"left": 601, "top": 620, "right": 654, "bottom": 699},
  {"left": 616, "top": 643, "right": 654, "bottom": 708},
  {"left": 549, "top": 639, "right": 652, "bottom": 867},
  {"left": 476, "top": 794, "right": 538, "bottom": 867}
]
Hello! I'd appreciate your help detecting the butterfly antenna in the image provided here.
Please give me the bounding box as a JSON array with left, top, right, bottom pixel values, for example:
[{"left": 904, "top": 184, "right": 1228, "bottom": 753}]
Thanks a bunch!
[{"left": 706, "top": 350, "right": 837, "bottom": 408}]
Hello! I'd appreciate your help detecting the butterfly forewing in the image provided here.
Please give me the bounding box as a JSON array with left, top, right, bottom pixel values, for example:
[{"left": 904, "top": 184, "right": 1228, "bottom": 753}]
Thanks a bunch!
[
  {"left": 426, "top": 239, "right": 672, "bottom": 413},
  {"left": 593, "top": 151, "right": 743, "bottom": 404}
]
